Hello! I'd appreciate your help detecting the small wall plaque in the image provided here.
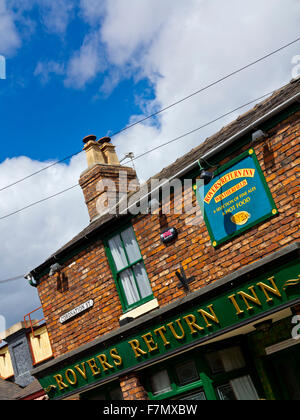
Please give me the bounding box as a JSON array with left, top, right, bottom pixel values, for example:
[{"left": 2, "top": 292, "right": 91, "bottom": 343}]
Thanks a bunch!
[{"left": 59, "top": 300, "right": 94, "bottom": 324}]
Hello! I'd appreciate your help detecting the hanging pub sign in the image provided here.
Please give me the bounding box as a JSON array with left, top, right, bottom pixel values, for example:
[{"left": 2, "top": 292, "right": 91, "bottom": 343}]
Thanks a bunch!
[{"left": 194, "top": 149, "right": 278, "bottom": 247}]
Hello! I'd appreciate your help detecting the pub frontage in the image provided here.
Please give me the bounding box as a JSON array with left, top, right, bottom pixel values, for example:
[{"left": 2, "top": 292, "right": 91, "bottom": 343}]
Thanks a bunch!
[{"left": 29, "top": 78, "right": 300, "bottom": 400}]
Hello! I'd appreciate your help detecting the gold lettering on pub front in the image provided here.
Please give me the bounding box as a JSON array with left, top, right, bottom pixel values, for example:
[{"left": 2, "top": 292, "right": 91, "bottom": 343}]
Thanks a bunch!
[
  {"left": 65, "top": 369, "right": 77, "bottom": 385},
  {"left": 154, "top": 326, "right": 171, "bottom": 347},
  {"left": 237, "top": 286, "right": 262, "bottom": 311},
  {"left": 257, "top": 277, "right": 282, "bottom": 302},
  {"left": 228, "top": 294, "right": 244, "bottom": 315},
  {"left": 52, "top": 349, "right": 124, "bottom": 388},
  {"left": 167, "top": 319, "right": 186, "bottom": 340},
  {"left": 97, "top": 354, "right": 114, "bottom": 371},
  {"left": 198, "top": 304, "right": 220, "bottom": 327},
  {"left": 110, "top": 348, "right": 123, "bottom": 366},
  {"left": 53, "top": 374, "right": 69, "bottom": 390},
  {"left": 142, "top": 332, "right": 159, "bottom": 353},
  {"left": 49, "top": 275, "right": 293, "bottom": 395},
  {"left": 86, "top": 358, "right": 101, "bottom": 376},
  {"left": 228, "top": 276, "right": 283, "bottom": 314},
  {"left": 74, "top": 363, "right": 88, "bottom": 380},
  {"left": 183, "top": 314, "right": 204, "bottom": 335},
  {"left": 128, "top": 339, "right": 148, "bottom": 358}
]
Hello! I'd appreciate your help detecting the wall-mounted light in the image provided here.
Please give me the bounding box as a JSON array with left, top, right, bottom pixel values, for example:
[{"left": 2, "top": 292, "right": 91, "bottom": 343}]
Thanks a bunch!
[
  {"left": 252, "top": 129, "right": 267, "bottom": 143},
  {"left": 24, "top": 273, "right": 38, "bottom": 288},
  {"left": 200, "top": 170, "right": 214, "bottom": 185},
  {"left": 49, "top": 263, "right": 62, "bottom": 276}
]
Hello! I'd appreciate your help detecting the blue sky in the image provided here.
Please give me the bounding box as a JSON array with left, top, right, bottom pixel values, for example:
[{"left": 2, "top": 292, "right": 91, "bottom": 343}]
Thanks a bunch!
[
  {"left": 0, "top": 0, "right": 299, "bottom": 329},
  {"left": 0, "top": 9, "right": 154, "bottom": 163},
  {"left": 1, "top": 62, "right": 152, "bottom": 161}
]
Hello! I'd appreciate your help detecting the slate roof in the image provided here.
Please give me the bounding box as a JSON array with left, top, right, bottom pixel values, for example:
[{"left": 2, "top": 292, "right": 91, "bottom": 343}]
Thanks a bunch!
[
  {"left": 0, "top": 378, "right": 44, "bottom": 400},
  {"left": 0, "top": 379, "right": 21, "bottom": 400},
  {"left": 31, "top": 77, "right": 300, "bottom": 277},
  {"left": 14, "top": 379, "right": 44, "bottom": 400}
]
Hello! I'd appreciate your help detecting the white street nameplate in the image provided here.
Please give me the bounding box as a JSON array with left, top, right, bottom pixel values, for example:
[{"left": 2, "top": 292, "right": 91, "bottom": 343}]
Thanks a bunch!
[{"left": 59, "top": 300, "right": 94, "bottom": 324}]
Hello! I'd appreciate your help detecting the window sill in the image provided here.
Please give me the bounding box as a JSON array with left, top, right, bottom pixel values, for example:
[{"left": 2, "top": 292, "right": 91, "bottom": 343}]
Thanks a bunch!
[{"left": 119, "top": 299, "right": 159, "bottom": 322}]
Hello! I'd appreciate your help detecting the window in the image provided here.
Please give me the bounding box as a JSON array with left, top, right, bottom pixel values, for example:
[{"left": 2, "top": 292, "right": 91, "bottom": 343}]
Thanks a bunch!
[
  {"left": 150, "top": 370, "right": 172, "bottom": 396},
  {"left": 175, "top": 361, "right": 199, "bottom": 386},
  {"left": 217, "top": 376, "right": 259, "bottom": 400},
  {"left": 205, "top": 346, "right": 246, "bottom": 374},
  {"left": 217, "top": 383, "right": 236, "bottom": 400},
  {"left": 148, "top": 358, "right": 207, "bottom": 400},
  {"left": 106, "top": 226, "right": 153, "bottom": 311},
  {"left": 146, "top": 344, "right": 260, "bottom": 400}
]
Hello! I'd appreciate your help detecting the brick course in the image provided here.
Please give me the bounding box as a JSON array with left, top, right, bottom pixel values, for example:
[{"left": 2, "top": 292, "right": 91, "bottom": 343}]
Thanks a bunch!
[
  {"left": 79, "top": 164, "right": 139, "bottom": 221},
  {"left": 120, "top": 374, "right": 148, "bottom": 400},
  {"left": 37, "top": 110, "right": 300, "bottom": 363}
]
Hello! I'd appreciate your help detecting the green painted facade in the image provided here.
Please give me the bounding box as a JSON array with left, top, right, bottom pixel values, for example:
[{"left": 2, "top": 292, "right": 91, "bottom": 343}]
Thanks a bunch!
[
  {"left": 40, "top": 258, "right": 300, "bottom": 400},
  {"left": 248, "top": 316, "right": 300, "bottom": 400}
]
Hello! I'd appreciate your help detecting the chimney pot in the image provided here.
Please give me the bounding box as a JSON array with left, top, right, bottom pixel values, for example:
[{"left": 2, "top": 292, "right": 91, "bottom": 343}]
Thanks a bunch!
[
  {"left": 83, "top": 134, "right": 97, "bottom": 144},
  {"left": 98, "top": 136, "right": 111, "bottom": 145}
]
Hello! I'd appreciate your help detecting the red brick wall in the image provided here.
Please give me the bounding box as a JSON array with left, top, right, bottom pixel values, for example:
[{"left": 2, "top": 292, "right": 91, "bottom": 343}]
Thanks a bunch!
[
  {"left": 120, "top": 374, "right": 149, "bottom": 400},
  {"left": 79, "top": 164, "right": 139, "bottom": 221},
  {"left": 38, "top": 242, "right": 123, "bottom": 356},
  {"left": 136, "top": 111, "right": 300, "bottom": 306},
  {"left": 37, "top": 110, "right": 300, "bottom": 358}
]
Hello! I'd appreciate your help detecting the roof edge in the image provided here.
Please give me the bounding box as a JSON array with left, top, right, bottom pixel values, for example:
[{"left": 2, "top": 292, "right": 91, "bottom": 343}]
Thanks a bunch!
[{"left": 30, "top": 86, "right": 300, "bottom": 279}]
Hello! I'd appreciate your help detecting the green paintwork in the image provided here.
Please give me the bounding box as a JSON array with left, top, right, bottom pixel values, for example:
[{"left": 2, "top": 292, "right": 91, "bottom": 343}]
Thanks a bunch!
[
  {"left": 247, "top": 316, "right": 300, "bottom": 400},
  {"left": 103, "top": 224, "right": 154, "bottom": 312},
  {"left": 39, "top": 259, "right": 300, "bottom": 399},
  {"left": 194, "top": 149, "right": 278, "bottom": 247}
]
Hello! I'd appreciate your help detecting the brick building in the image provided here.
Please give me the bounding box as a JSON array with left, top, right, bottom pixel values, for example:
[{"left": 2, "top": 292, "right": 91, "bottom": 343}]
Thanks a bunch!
[{"left": 29, "top": 78, "right": 299, "bottom": 400}]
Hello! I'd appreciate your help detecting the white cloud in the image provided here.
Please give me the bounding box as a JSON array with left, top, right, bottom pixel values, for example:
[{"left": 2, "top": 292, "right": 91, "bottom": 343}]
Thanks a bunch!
[
  {"left": 95, "top": 0, "right": 300, "bottom": 179},
  {"left": 6, "top": 0, "right": 75, "bottom": 45},
  {"left": 64, "top": 31, "right": 106, "bottom": 89},
  {"left": 0, "top": 0, "right": 20, "bottom": 55},
  {"left": 0, "top": 154, "right": 89, "bottom": 327},
  {"left": 100, "top": 0, "right": 178, "bottom": 67},
  {"left": 56, "top": 0, "right": 300, "bottom": 181},
  {"left": 37, "top": 0, "right": 75, "bottom": 35},
  {"left": 79, "top": 0, "right": 106, "bottom": 25},
  {"left": 34, "top": 60, "right": 65, "bottom": 83}
]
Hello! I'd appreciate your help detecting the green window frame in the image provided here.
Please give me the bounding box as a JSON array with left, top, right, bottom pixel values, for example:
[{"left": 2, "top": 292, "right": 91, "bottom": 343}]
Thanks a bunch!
[
  {"left": 104, "top": 225, "right": 154, "bottom": 312},
  {"left": 144, "top": 341, "right": 262, "bottom": 401}
]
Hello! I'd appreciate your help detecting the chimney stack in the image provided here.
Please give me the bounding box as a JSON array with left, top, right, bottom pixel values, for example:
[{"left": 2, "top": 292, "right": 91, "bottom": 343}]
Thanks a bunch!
[{"left": 79, "top": 135, "right": 139, "bottom": 221}]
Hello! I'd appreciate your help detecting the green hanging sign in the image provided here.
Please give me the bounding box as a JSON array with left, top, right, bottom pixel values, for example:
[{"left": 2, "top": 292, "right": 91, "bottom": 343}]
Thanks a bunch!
[{"left": 194, "top": 149, "right": 278, "bottom": 247}]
